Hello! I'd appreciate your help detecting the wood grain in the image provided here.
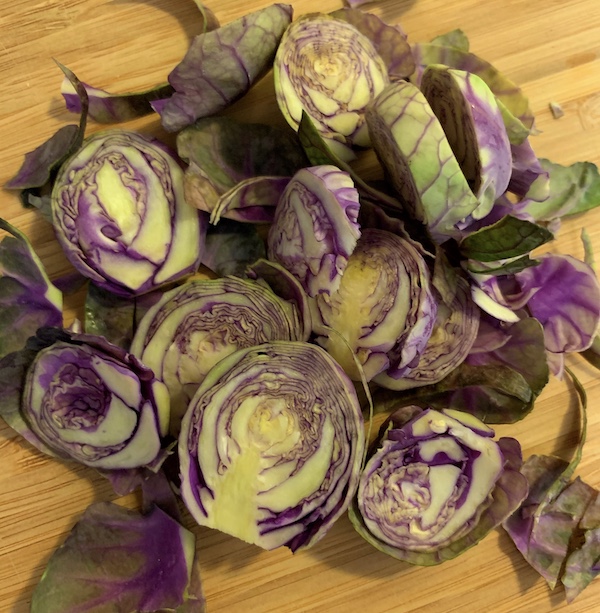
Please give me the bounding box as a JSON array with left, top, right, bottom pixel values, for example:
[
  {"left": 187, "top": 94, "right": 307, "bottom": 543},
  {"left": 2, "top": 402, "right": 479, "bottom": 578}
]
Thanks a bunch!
[{"left": 1, "top": 0, "right": 599, "bottom": 611}]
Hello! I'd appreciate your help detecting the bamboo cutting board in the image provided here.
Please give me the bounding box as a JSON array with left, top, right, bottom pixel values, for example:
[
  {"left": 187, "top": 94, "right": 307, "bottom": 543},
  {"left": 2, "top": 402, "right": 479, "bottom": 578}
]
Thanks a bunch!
[{"left": 1, "top": 0, "right": 600, "bottom": 611}]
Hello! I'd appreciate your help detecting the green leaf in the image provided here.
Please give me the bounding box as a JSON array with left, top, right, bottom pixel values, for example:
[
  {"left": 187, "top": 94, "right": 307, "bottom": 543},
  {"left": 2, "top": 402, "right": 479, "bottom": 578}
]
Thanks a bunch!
[
  {"left": 465, "top": 254, "right": 540, "bottom": 275},
  {"left": 460, "top": 215, "right": 553, "bottom": 262}
]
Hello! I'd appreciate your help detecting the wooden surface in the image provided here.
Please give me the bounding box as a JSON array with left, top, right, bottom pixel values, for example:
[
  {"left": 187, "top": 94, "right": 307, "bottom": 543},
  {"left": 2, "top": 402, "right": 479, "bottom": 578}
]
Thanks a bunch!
[{"left": 1, "top": 0, "right": 600, "bottom": 611}]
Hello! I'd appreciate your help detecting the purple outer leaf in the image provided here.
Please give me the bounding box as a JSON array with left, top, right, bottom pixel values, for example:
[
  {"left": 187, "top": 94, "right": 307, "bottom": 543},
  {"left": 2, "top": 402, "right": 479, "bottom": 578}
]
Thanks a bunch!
[
  {"left": 30, "top": 502, "right": 204, "bottom": 613},
  {"left": 84, "top": 281, "right": 167, "bottom": 352},
  {"left": 155, "top": 4, "right": 293, "bottom": 132},
  {"left": 59, "top": 1, "right": 219, "bottom": 123},
  {"left": 504, "top": 367, "right": 591, "bottom": 597},
  {"left": 4, "top": 125, "right": 79, "bottom": 190},
  {"left": 331, "top": 8, "right": 415, "bottom": 79},
  {"left": 177, "top": 116, "right": 307, "bottom": 219},
  {"left": 210, "top": 176, "right": 290, "bottom": 224},
  {"left": 61, "top": 80, "right": 175, "bottom": 123},
  {"left": 349, "top": 406, "right": 528, "bottom": 565},
  {"left": 563, "top": 493, "right": 600, "bottom": 602},
  {"left": 507, "top": 139, "right": 550, "bottom": 200},
  {"left": 411, "top": 42, "right": 535, "bottom": 132},
  {"left": 267, "top": 165, "right": 361, "bottom": 297},
  {"left": 202, "top": 218, "right": 266, "bottom": 277},
  {"left": 514, "top": 254, "right": 600, "bottom": 354},
  {"left": 0, "top": 219, "right": 63, "bottom": 360},
  {"left": 513, "top": 158, "right": 600, "bottom": 223},
  {"left": 6, "top": 63, "right": 88, "bottom": 219},
  {"left": 504, "top": 460, "right": 596, "bottom": 590},
  {"left": 430, "top": 29, "right": 470, "bottom": 52},
  {"left": 177, "top": 117, "right": 307, "bottom": 189}
]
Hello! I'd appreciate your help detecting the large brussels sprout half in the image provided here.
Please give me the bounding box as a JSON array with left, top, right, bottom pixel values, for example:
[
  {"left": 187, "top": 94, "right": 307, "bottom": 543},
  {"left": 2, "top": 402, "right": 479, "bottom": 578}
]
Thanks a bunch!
[
  {"left": 51, "top": 130, "right": 206, "bottom": 296},
  {"left": 130, "top": 275, "right": 307, "bottom": 435},
  {"left": 316, "top": 228, "right": 437, "bottom": 382},
  {"left": 179, "top": 341, "right": 364, "bottom": 552},
  {"left": 274, "top": 14, "right": 389, "bottom": 160},
  {"left": 350, "top": 405, "right": 528, "bottom": 565},
  {"left": 20, "top": 328, "right": 169, "bottom": 470},
  {"left": 267, "top": 165, "right": 361, "bottom": 297}
]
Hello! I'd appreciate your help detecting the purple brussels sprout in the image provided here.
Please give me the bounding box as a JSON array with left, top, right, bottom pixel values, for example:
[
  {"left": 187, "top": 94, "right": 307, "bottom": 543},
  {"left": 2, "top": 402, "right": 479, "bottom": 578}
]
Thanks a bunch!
[
  {"left": 130, "top": 274, "right": 308, "bottom": 435},
  {"left": 349, "top": 405, "right": 528, "bottom": 564},
  {"left": 374, "top": 277, "right": 480, "bottom": 390},
  {"left": 420, "top": 66, "right": 512, "bottom": 221},
  {"left": 316, "top": 228, "right": 437, "bottom": 382},
  {"left": 274, "top": 13, "right": 390, "bottom": 160},
  {"left": 19, "top": 328, "right": 169, "bottom": 470},
  {"left": 178, "top": 341, "right": 364, "bottom": 552},
  {"left": 267, "top": 165, "right": 361, "bottom": 297},
  {"left": 51, "top": 130, "right": 207, "bottom": 296}
]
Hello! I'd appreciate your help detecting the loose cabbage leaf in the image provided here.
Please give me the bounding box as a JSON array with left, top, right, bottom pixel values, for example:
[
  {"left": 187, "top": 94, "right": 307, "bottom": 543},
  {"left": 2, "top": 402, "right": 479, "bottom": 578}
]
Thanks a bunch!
[
  {"left": 0, "top": 219, "right": 63, "bottom": 360},
  {"left": 62, "top": 80, "right": 175, "bottom": 124},
  {"left": 31, "top": 502, "right": 205, "bottom": 613},
  {"left": 84, "top": 283, "right": 165, "bottom": 351},
  {"left": 430, "top": 29, "right": 470, "bottom": 52},
  {"left": 514, "top": 159, "right": 600, "bottom": 222},
  {"left": 209, "top": 176, "right": 290, "bottom": 224},
  {"left": 507, "top": 139, "right": 549, "bottom": 200},
  {"left": 155, "top": 4, "right": 293, "bottom": 132},
  {"left": 514, "top": 254, "right": 600, "bottom": 354},
  {"left": 6, "top": 63, "right": 88, "bottom": 220},
  {"left": 330, "top": 8, "right": 415, "bottom": 79},
  {"left": 202, "top": 219, "right": 266, "bottom": 277},
  {"left": 563, "top": 494, "right": 600, "bottom": 602},
  {"left": 59, "top": 2, "right": 219, "bottom": 123},
  {"left": 459, "top": 215, "right": 553, "bottom": 262},
  {"left": 504, "top": 369, "right": 598, "bottom": 601},
  {"left": 177, "top": 116, "right": 306, "bottom": 220},
  {"left": 465, "top": 255, "right": 540, "bottom": 276}
]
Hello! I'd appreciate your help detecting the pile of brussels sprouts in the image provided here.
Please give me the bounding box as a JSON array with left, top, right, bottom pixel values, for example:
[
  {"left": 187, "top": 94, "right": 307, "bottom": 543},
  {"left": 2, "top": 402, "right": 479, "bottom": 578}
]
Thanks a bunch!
[{"left": 2, "top": 2, "right": 600, "bottom": 610}]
